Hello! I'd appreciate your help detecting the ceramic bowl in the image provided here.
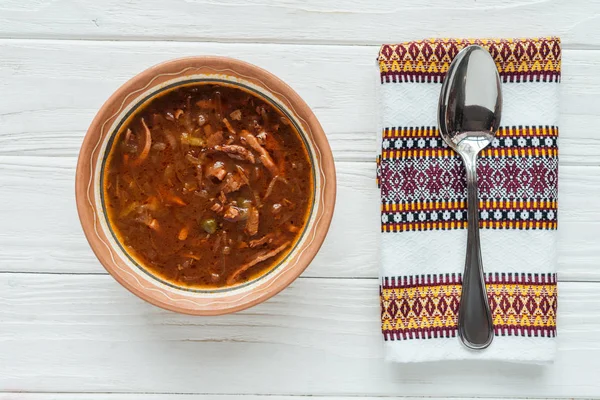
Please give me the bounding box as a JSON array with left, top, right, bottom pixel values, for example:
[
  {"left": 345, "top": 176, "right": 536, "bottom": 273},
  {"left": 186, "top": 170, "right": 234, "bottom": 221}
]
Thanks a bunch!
[{"left": 75, "top": 56, "right": 336, "bottom": 315}]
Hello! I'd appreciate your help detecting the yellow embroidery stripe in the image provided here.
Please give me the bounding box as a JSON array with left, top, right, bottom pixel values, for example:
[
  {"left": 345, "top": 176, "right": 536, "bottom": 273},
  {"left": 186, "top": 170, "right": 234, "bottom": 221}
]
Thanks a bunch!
[
  {"left": 381, "top": 200, "right": 557, "bottom": 212},
  {"left": 381, "top": 148, "right": 557, "bottom": 159},
  {"left": 380, "top": 282, "right": 557, "bottom": 332},
  {"left": 381, "top": 221, "right": 558, "bottom": 231},
  {"left": 379, "top": 59, "right": 560, "bottom": 75},
  {"left": 382, "top": 126, "right": 558, "bottom": 138}
]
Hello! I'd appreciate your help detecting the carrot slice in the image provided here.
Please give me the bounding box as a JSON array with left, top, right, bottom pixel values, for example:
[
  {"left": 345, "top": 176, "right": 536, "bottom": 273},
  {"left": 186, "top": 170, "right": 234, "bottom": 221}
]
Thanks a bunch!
[
  {"left": 158, "top": 187, "right": 187, "bottom": 206},
  {"left": 178, "top": 226, "right": 189, "bottom": 241},
  {"left": 148, "top": 219, "right": 160, "bottom": 231}
]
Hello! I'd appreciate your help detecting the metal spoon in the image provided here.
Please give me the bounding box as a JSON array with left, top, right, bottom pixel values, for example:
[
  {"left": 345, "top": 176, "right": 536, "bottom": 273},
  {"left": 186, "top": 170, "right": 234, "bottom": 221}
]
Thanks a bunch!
[{"left": 438, "top": 45, "right": 502, "bottom": 350}]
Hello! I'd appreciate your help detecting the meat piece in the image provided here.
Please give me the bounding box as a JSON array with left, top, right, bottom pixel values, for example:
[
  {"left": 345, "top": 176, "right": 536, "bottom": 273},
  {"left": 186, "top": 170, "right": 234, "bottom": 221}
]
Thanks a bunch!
[
  {"left": 214, "top": 145, "right": 256, "bottom": 163},
  {"left": 230, "top": 109, "right": 242, "bottom": 121},
  {"left": 221, "top": 172, "right": 247, "bottom": 194},
  {"left": 240, "top": 130, "right": 278, "bottom": 175},
  {"left": 249, "top": 233, "right": 274, "bottom": 248},
  {"left": 152, "top": 142, "right": 167, "bottom": 151},
  {"left": 219, "top": 191, "right": 227, "bottom": 204},
  {"left": 206, "top": 130, "right": 224, "bottom": 147},
  {"left": 210, "top": 202, "right": 223, "bottom": 213},
  {"left": 206, "top": 161, "right": 227, "bottom": 181},
  {"left": 256, "top": 131, "right": 267, "bottom": 145},
  {"left": 245, "top": 205, "right": 259, "bottom": 236},
  {"left": 226, "top": 241, "right": 291, "bottom": 284},
  {"left": 223, "top": 205, "right": 245, "bottom": 222}
]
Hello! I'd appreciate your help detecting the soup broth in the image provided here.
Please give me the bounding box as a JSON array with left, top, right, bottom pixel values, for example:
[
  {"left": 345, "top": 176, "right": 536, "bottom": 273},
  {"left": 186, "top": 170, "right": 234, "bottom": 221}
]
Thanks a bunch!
[{"left": 103, "top": 84, "right": 313, "bottom": 288}]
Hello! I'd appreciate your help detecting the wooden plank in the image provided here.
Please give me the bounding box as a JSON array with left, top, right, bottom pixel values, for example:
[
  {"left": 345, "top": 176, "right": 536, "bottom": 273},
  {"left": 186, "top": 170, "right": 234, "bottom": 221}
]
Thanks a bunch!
[
  {"left": 0, "top": 395, "right": 544, "bottom": 400},
  {"left": 0, "top": 0, "right": 598, "bottom": 47},
  {"left": 0, "top": 40, "right": 598, "bottom": 164},
  {"left": 0, "top": 395, "right": 540, "bottom": 400},
  {"left": 0, "top": 40, "right": 598, "bottom": 280},
  {"left": 0, "top": 158, "right": 599, "bottom": 281},
  {"left": 0, "top": 273, "right": 597, "bottom": 398}
]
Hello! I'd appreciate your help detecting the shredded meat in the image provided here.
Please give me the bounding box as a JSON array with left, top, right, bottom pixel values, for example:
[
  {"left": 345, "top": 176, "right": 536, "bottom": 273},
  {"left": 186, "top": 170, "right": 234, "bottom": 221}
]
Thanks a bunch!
[
  {"left": 223, "top": 118, "right": 236, "bottom": 134},
  {"left": 221, "top": 172, "right": 247, "bottom": 194},
  {"left": 227, "top": 241, "right": 291, "bottom": 284},
  {"left": 214, "top": 144, "right": 256, "bottom": 163},
  {"left": 240, "top": 130, "right": 278, "bottom": 175},
  {"left": 131, "top": 118, "right": 152, "bottom": 166},
  {"left": 211, "top": 203, "right": 223, "bottom": 213},
  {"left": 249, "top": 233, "right": 274, "bottom": 248},
  {"left": 245, "top": 205, "right": 259, "bottom": 236},
  {"left": 264, "top": 175, "right": 288, "bottom": 200},
  {"left": 206, "top": 161, "right": 227, "bottom": 181}
]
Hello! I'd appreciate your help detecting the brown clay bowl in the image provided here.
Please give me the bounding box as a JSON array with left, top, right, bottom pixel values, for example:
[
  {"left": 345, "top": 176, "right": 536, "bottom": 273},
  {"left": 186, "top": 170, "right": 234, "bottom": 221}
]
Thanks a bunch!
[{"left": 75, "top": 56, "right": 336, "bottom": 315}]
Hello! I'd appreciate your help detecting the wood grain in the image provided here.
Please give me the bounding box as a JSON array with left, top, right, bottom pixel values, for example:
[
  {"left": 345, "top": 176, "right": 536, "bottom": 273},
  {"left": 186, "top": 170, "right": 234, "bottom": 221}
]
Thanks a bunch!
[
  {"left": 0, "top": 396, "right": 537, "bottom": 400},
  {"left": 0, "top": 395, "right": 543, "bottom": 400},
  {"left": 1, "top": 273, "right": 599, "bottom": 397},
  {"left": 0, "top": 39, "right": 599, "bottom": 280},
  {"left": 1, "top": 6, "right": 600, "bottom": 397},
  {"left": 1, "top": 40, "right": 600, "bottom": 164},
  {"left": 0, "top": 0, "right": 599, "bottom": 47},
  {"left": 0, "top": 157, "right": 598, "bottom": 280}
]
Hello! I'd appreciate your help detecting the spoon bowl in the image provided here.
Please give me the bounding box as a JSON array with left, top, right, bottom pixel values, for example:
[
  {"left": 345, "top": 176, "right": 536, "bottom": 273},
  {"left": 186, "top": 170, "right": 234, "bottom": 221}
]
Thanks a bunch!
[{"left": 438, "top": 45, "right": 502, "bottom": 350}]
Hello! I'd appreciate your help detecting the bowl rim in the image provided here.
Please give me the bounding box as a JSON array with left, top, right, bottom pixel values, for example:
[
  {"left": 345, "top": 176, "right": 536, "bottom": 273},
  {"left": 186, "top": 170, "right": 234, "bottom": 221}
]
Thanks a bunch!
[{"left": 75, "top": 56, "right": 336, "bottom": 315}]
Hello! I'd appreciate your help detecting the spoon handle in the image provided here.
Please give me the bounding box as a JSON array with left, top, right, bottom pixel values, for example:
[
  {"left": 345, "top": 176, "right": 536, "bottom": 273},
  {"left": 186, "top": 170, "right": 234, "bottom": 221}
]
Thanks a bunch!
[{"left": 458, "top": 154, "right": 494, "bottom": 350}]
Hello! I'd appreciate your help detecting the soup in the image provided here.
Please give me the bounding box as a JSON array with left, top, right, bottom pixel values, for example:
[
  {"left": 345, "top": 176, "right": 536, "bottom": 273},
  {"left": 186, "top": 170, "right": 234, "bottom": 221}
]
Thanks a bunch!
[{"left": 103, "top": 84, "right": 313, "bottom": 288}]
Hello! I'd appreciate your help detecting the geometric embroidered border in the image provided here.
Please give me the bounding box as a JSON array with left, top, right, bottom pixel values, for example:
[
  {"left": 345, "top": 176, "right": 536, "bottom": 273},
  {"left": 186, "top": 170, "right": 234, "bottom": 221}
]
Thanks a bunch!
[
  {"left": 379, "top": 157, "right": 558, "bottom": 203},
  {"left": 378, "top": 37, "right": 561, "bottom": 84},
  {"left": 381, "top": 126, "right": 558, "bottom": 160},
  {"left": 377, "top": 128, "right": 559, "bottom": 232},
  {"left": 381, "top": 200, "right": 557, "bottom": 232},
  {"left": 381, "top": 273, "right": 557, "bottom": 340}
]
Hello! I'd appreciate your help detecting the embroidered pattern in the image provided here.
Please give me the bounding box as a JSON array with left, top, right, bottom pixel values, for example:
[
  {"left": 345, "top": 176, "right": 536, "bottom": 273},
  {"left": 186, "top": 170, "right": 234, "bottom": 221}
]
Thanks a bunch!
[
  {"left": 377, "top": 123, "right": 558, "bottom": 231},
  {"left": 380, "top": 157, "right": 558, "bottom": 202},
  {"left": 378, "top": 37, "right": 561, "bottom": 83},
  {"left": 380, "top": 273, "right": 557, "bottom": 340},
  {"left": 381, "top": 126, "right": 558, "bottom": 159}
]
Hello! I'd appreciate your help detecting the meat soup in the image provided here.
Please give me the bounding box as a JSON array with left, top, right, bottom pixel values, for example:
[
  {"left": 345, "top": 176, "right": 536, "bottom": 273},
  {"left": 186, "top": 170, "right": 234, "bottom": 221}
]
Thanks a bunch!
[{"left": 103, "top": 84, "right": 313, "bottom": 288}]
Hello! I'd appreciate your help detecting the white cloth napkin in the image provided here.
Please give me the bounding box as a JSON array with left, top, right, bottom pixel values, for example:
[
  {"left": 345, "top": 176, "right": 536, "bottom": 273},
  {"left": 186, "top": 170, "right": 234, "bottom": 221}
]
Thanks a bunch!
[{"left": 376, "top": 38, "right": 560, "bottom": 363}]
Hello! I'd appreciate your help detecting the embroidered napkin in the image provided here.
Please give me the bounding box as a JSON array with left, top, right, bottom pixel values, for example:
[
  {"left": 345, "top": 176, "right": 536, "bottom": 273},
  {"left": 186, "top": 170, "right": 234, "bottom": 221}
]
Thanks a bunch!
[{"left": 376, "top": 37, "right": 560, "bottom": 363}]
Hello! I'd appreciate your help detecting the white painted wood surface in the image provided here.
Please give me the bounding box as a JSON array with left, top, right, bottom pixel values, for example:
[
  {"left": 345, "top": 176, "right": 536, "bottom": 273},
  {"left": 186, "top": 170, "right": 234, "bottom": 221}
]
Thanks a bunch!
[{"left": 1, "top": 1, "right": 600, "bottom": 398}]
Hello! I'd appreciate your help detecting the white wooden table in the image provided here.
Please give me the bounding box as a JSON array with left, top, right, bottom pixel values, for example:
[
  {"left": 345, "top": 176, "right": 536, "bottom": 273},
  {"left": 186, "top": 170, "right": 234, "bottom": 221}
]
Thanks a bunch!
[{"left": 2, "top": 1, "right": 600, "bottom": 399}]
